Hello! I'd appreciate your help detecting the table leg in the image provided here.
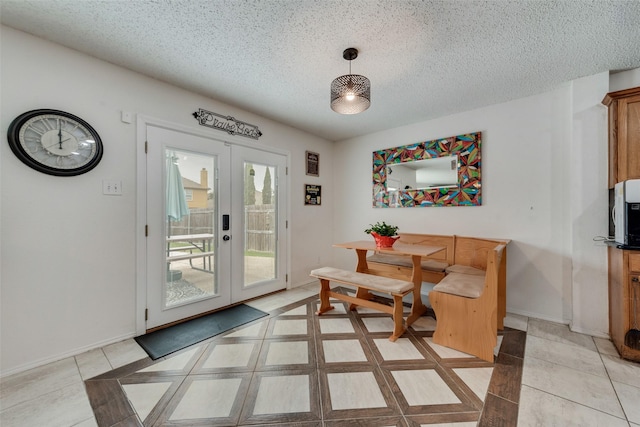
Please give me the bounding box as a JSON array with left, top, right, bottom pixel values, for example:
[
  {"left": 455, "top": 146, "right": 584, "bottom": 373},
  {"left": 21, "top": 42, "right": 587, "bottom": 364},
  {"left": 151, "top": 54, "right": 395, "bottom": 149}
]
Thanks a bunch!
[
  {"left": 204, "top": 238, "right": 209, "bottom": 271},
  {"left": 406, "top": 254, "right": 427, "bottom": 325},
  {"left": 354, "top": 249, "right": 368, "bottom": 273}
]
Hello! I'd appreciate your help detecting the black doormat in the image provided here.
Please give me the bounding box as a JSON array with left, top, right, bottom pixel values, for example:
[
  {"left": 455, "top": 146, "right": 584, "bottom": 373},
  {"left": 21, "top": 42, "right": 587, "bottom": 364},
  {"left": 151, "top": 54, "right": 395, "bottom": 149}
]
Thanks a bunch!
[{"left": 135, "top": 304, "right": 269, "bottom": 360}]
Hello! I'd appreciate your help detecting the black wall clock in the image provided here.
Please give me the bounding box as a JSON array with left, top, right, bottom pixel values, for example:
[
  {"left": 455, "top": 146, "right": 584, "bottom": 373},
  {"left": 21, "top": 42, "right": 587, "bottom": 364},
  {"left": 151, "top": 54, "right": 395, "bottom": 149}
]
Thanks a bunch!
[{"left": 7, "top": 109, "right": 103, "bottom": 176}]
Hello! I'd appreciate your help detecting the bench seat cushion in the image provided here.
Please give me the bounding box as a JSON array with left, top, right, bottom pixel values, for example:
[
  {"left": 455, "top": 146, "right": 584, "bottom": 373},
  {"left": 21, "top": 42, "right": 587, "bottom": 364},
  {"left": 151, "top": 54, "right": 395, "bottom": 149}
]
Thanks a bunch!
[
  {"left": 367, "top": 254, "right": 449, "bottom": 272},
  {"left": 432, "top": 272, "right": 485, "bottom": 298},
  {"left": 310, "top": 267, "right": 413, "bottom": 294},
  {"left": 445, "top": 264, "right": 485, "bottom": 276}
]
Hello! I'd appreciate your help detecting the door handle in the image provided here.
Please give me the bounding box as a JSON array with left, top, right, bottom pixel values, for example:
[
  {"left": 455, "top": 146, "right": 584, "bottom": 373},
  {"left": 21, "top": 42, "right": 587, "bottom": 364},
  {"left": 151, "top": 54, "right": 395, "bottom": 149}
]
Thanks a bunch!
[{"left": 223, "top": 235, "right": 231, "bottom": 241}]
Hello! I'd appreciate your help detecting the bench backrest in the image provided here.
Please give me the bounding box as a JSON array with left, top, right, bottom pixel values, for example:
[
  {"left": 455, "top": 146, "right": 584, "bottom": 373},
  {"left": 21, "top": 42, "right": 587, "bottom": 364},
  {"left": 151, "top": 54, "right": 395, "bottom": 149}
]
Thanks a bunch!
[
  {"left": 453, "top": 236, "right": 508, "bottom": 270},
  {"left": 398, "top": 233, "right": 455, "bottom": 264},
  {"left": 485, "top": 244, "right": 505, "bottom": 288}
]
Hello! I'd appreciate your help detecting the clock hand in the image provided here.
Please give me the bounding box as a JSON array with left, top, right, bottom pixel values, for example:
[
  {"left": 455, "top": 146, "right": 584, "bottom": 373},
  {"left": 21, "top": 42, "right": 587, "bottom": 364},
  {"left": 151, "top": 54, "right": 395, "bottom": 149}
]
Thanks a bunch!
[
  {"left": 44, "top": 138, "right": 72, "bottom": 150},
  {"left": 58, "top": 121, "right": 63, "bottom": 149}
]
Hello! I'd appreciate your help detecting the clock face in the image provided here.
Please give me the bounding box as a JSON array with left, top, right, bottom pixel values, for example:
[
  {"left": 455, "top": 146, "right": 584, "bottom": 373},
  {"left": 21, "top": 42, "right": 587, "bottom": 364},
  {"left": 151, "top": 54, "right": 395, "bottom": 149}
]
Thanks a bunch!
[{"left": 7, "top": 109, "right": 103, "bottom": 176}]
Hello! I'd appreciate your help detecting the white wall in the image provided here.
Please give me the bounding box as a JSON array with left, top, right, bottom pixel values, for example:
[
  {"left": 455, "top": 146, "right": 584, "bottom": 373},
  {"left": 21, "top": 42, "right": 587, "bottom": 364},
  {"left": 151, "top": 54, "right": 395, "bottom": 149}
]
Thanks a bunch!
[
  {"left": 332, "top": 69, "right": 638, "bottom": 334},
  {"left": 0, "top": 26, "right": 334, "bottom": 375},
  {"left": 610, "top": 68, "right": 640, "bottom": 92},
  {"left": 569, "top": 72, "right": 610, "bottom": 336}
]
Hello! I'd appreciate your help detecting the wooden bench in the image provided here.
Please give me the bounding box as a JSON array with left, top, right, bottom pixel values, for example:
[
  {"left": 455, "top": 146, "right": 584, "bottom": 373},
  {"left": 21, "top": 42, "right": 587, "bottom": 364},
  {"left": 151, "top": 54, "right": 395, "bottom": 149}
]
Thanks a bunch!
[
  {"left": 429, "top": 244, "right": 506, "bottom": 362},
  {"left": 310, "top": 267, "right": 414, "bottom": 341},
  {"left": 366, "top": 233, "right": 455, "bottom": 284}
]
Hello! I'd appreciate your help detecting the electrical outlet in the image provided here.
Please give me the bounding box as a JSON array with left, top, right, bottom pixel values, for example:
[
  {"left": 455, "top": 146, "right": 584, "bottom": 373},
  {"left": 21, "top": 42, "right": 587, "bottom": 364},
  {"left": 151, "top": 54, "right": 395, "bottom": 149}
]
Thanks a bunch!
[{"left": 103, "top": 180, "right": 122, "bottom": 195}]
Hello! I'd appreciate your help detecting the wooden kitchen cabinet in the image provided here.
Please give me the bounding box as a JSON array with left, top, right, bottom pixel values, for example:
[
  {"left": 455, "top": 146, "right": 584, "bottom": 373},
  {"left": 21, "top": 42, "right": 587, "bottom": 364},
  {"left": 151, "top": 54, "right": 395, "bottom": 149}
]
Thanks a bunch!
[
  {"left": 602, "top": 87, "right": 640, "bottom": 188},
  {"left": 604, "top": 86, "right": 640, "bottom": 362},
  {"left": 608, "top": 246, "right": 640, "bottom": 362}
]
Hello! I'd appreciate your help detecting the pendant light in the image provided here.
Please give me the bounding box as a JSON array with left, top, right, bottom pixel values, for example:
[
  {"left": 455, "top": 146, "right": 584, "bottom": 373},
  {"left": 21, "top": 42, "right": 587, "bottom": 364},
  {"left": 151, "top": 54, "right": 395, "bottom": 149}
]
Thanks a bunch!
[{"left": 330, "top": 48, "right": 371, "bottom": 114}]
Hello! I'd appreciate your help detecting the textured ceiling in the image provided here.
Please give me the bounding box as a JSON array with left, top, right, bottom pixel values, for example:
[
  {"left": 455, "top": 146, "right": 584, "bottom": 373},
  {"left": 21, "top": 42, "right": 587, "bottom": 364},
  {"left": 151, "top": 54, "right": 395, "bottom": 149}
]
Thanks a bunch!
[{"left": 2, "top": 0, "right": 640, "bottom": 141}]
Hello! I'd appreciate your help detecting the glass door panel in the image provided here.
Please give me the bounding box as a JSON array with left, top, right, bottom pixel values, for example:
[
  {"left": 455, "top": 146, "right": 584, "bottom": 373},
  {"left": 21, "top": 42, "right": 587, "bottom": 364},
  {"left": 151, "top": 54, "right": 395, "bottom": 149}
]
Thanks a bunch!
[
  {"left": 231, "top": 146, "right": 287, "bottom": 302},
  {"left": 165, "top": 149, "right": 216, "bottom": 308},
  {"left": 243, "top": 162, "right": 276, "bottom": 286},
  {"left": 146, "top": 125, "right": 231, "bottom": 330}
]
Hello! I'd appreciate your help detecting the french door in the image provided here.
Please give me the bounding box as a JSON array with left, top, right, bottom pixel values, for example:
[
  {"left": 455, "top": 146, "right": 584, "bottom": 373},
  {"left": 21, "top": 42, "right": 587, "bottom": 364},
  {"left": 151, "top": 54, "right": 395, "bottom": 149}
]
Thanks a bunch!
[{"left": 145, "top": 124, "right": 287, "bottom": 329}]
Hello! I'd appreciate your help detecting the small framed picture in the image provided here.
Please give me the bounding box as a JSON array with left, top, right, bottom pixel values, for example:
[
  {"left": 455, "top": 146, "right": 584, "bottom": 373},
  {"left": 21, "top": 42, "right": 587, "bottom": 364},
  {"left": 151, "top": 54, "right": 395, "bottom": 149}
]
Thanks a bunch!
[
  {"left": 304, "top": 184, "right": 321, "bottom": 205},
  {"left": 305, "top": 151, "right": 319, "bottom": 177}
]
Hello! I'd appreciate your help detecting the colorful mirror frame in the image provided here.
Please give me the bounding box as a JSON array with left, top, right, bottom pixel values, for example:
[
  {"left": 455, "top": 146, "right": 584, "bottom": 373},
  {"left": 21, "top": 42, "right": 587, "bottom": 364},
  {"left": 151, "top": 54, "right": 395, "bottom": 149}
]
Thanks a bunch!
[{"left": 372, "top": 132, "right": 482, "bottom": 207}]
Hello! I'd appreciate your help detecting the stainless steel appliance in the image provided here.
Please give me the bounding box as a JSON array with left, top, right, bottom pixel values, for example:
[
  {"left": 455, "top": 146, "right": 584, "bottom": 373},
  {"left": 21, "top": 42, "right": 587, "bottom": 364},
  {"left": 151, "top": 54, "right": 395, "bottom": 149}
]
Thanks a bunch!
[{"left": 615, "top": 179, "right": 640, "bottom": 246}]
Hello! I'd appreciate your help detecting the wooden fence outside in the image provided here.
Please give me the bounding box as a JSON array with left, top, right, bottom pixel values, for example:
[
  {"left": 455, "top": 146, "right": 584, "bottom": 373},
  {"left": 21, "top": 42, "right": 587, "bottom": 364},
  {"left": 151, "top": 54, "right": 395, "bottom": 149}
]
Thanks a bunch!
[
  {"left": 245, "top": 205, "right": 276, "bottom": 252},
  {"left": 168, "top": 205, "right": 275, "bottom": 252}
]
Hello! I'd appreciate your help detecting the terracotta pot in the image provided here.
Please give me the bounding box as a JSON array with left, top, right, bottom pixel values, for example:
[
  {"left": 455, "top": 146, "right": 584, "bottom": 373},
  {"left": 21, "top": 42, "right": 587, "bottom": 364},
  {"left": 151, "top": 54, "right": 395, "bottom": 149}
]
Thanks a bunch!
[{"left": 371, "top": 232, "right": 400, "bottom": 248}]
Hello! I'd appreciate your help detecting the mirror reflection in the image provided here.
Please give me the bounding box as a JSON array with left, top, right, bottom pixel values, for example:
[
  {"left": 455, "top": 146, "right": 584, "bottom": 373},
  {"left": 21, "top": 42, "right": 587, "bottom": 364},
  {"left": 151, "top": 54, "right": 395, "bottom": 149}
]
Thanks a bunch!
[{"left": 387, "top": 155, "right": 458, "bottom": 191}]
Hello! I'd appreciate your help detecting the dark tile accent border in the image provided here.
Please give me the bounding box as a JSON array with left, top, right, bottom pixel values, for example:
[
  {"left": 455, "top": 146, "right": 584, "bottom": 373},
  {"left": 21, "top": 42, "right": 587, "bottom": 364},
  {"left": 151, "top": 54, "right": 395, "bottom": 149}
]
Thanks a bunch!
[
  {"left": 85, "top": 379, "right": 138, "bottom": 427},
  {"left": 478, "top": 392, "right": 520, "bottom": 426}
]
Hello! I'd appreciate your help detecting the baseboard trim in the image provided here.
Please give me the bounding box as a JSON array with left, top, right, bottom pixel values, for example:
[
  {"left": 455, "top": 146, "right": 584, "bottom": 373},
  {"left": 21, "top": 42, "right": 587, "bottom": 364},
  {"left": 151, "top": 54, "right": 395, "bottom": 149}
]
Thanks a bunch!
[{"left": 1, "top": 331, "right": 137, "bottom": 378}]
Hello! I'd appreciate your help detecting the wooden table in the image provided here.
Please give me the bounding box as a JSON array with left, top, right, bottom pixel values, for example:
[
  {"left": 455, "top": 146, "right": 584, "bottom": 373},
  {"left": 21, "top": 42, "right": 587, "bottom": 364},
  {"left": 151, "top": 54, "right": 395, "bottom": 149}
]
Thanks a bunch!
[{"left": 333, "top": 240, "right": 445, "bottom": 325}]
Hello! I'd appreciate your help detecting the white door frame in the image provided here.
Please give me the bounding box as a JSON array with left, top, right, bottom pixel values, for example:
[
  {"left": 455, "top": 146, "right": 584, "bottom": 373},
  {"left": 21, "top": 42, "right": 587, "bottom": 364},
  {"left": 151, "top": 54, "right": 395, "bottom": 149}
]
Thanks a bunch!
[{"left": 135, "top": 115, "right": 290, "bottom": 335}]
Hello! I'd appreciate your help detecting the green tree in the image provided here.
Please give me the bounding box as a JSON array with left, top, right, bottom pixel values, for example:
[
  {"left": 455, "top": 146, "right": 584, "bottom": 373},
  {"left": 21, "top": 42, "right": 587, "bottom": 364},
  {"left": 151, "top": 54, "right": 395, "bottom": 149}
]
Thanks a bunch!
[
  {"left": 262, "top": 167, "right": 272, "bottom": 204},
  {"left": 244, "top": 163, "right": 256, "bottom": 205}
]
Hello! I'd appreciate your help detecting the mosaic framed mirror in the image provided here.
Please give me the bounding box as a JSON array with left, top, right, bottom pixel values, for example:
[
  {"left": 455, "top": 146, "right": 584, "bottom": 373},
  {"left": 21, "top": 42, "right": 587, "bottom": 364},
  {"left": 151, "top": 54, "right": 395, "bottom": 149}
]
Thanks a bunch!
[{"left": 372, "top": 132, "right": 481, "bottom": 207}]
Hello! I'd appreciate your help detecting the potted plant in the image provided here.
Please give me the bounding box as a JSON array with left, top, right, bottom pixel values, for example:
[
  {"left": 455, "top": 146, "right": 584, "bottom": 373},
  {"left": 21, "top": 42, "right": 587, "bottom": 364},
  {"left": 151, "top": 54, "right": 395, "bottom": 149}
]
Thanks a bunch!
[{"left": 364, "top": 221, "right": 400, "bottom": 248}]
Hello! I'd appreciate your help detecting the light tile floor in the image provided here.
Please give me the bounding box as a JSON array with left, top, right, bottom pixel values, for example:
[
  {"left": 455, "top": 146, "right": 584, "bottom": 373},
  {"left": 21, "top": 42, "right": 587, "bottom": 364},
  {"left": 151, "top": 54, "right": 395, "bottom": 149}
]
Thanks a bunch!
[{"left": 0, "top": 283, "right": 639, "bottom": 426}]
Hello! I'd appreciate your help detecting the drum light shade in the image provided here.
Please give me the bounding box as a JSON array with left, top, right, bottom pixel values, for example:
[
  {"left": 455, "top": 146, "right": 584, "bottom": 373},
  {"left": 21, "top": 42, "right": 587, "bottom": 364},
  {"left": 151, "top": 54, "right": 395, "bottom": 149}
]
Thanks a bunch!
[{"left": 330, "top": 48, "right": 371, "bottom": 114}]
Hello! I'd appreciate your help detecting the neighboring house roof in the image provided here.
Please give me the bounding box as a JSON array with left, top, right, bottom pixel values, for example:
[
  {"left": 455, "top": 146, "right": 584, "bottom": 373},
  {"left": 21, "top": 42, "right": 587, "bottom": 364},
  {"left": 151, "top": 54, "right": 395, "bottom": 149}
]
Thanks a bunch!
[{"left": 182, "top": 177, "right": 208, "bottom": 191}]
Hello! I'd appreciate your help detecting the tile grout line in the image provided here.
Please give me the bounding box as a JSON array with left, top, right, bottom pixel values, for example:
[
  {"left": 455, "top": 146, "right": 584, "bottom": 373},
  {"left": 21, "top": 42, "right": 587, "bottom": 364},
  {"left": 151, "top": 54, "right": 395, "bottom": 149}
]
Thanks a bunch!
[{"left": 592, "top": 336, "right": 631, "bottom": 424}]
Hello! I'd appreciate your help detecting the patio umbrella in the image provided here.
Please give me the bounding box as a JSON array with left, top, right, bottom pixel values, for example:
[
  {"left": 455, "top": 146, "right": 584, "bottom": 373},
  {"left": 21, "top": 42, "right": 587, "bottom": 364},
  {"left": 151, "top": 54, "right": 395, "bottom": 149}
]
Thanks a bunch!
[
  {"left": 166, "top": 151, "right": 190, "bottom": 224},
  {"left": 166, "top": 151, "right": 190, "bottom": 281}
]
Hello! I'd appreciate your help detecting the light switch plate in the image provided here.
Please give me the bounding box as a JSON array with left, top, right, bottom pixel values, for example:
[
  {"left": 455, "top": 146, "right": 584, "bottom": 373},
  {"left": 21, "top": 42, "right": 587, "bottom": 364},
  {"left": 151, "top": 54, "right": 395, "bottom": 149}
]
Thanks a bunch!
[
  {"left": 103, "top": 180, "right": 122, "bottom": 195},
  {"left": 121, "top": 111, "right": 132, "bottom": 124}
]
